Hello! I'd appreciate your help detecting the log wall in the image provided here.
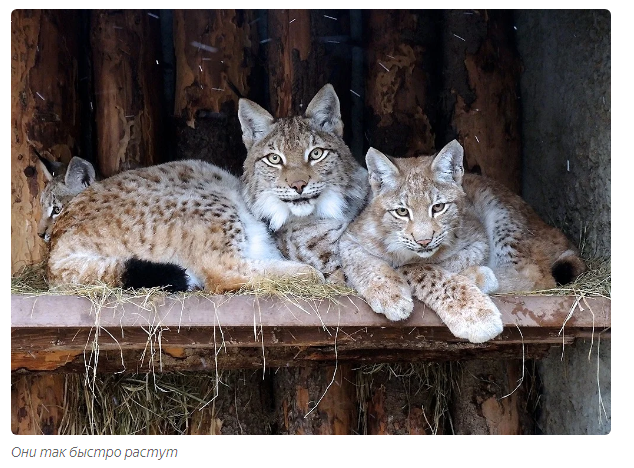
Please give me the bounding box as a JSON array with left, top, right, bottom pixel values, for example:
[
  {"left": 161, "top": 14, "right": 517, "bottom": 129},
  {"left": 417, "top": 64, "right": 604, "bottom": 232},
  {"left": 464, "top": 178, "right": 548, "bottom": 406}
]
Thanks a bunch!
[
  {"left": 11, "top": 10, "right": 82, "bottom": 273},
  {"left": 11, "top": 8, "right": 567, "bottom": 436}
]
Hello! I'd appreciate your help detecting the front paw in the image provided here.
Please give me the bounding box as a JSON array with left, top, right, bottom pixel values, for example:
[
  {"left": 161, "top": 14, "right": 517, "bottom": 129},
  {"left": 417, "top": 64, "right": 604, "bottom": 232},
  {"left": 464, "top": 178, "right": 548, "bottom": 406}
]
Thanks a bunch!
[
  {"left": 460, "top": 265, "right": 499, "bottom": 294},
  {"left": 446, "top": 291, "right": 503, "bottom": 343},
  {"left": 361, "top": 278, "right": 414, "bottom": 322}
]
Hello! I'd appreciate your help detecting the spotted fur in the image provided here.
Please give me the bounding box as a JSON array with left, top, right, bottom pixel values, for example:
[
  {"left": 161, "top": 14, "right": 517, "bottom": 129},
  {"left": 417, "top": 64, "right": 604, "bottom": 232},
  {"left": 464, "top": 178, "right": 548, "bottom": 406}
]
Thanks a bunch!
[
  {"left": 239, "top": 84, "right": 369, "bottom": 281},
  {"left": 47, "top": 160, "right": 321, "bottom": 291},
  {"left": 340, "top": 140, "right": 585, "bottom": 343}
]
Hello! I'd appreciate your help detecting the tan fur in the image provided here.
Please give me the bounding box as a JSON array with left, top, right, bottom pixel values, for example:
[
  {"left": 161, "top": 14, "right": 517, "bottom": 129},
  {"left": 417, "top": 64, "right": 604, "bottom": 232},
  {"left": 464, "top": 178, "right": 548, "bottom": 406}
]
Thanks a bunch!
[
  {"left": 239, "top": 84, "right": 369, "bottom": 281},
  {"left": 340, "top": 140, "right": 585, "bottom": 343},
  {"left": 48, "top": 160, "right": 321, "bottom": 291}
]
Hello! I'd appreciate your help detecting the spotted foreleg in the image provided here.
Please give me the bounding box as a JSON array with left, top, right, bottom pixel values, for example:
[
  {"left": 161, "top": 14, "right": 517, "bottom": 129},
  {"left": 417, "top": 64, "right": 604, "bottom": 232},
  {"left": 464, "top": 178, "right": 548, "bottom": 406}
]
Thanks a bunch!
[
  {"left": 399, "top": 264, "right": 503, "bottom": 343},
  {"left": 339, "top": 233, "right": 413, "bottom": 321}
]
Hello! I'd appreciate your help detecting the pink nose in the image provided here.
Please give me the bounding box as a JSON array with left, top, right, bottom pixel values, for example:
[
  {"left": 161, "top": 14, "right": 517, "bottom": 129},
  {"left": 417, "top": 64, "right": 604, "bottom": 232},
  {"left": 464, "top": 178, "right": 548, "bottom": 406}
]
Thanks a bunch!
[
  {"left": 416, "top": 238, "right": 432, "bottom": 247},
  {"left": 289, "top": 180, "right": 308, "bottom": 194}
]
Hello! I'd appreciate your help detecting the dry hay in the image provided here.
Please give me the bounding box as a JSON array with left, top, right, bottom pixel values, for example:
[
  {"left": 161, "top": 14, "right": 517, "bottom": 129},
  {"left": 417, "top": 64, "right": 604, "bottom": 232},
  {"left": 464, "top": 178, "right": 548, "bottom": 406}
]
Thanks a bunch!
[{"left": 11, "top": 261, "right": 355, "bottom": 301}]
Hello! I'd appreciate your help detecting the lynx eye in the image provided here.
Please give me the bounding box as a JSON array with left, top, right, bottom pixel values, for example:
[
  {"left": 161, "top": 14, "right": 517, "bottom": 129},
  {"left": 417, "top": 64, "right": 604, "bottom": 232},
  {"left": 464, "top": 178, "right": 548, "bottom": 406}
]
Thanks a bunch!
[
  {"left": 51, "top": 206, "right": 61, "bottom": 215},
  {"left": 263, "top": 153, "right": 283, "bottom": 166},
  {"left": 308, "top": 147, "right": 326, "bottom": 162},
  {"left": 431, "top": 203, "right": 446, "bottom": 214},
  {"left": 393, "top": 207, "right": 410, "bottom": 218}
]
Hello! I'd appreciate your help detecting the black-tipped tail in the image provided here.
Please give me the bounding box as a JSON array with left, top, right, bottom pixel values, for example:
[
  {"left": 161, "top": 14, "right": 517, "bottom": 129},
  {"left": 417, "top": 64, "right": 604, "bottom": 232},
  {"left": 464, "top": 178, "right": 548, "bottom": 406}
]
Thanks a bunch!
[
  {"left": 551, "top": 255, "right": 586, "bottom": 286},
  {"left": 122, "top": 258, "right": 189, "bottom": 292}
]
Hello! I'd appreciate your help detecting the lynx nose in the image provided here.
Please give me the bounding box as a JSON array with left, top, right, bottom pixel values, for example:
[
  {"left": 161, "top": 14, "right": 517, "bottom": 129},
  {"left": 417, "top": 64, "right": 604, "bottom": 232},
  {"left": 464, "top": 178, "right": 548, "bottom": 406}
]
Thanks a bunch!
[
  {"left": 289, "top": 180, "right": 308, "bottom": 194},
  {"left": 37, "top": 232, "right": 46, "bottom": 239},
  {"left": 416, "top": 238, "right": 433, "bottom": 247}
]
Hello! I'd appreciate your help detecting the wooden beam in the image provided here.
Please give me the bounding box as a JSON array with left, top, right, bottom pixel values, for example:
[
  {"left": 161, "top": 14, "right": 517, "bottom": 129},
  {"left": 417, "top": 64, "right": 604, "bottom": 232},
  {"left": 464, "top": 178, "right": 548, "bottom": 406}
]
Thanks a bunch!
[{"left": 11, "top": 294, "right": 610, "bottom": 372}]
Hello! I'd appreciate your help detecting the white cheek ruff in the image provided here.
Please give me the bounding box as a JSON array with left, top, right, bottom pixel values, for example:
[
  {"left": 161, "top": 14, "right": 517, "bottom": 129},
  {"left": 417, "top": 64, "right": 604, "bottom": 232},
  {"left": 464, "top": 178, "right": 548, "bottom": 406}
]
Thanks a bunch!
[
  {"left": 288, "top": 202, "right": 316, "bottom": 217},
  {"left": 315, "top": 189, "right": 346, "bottom": 221},
  {"left": 250, "top": 192, "right": 291, "bottom": 231}
]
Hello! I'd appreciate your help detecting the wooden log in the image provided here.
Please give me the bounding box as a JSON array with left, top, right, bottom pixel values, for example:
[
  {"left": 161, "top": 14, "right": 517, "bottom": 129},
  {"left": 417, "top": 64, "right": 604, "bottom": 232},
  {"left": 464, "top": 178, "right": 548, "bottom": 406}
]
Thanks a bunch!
[
  {"left": 10, "top": 9, "right": 82, "bottom": 273},
  {"left": 364, "top": 10, "right": 438, "bottom": 157},
  {"left": 440, "top": 10, "right": 522, "bottom": 193},
  {"left": 173, "top": 9, "right": 257, "bottom": 175},
  {"left": 265, "top": 10, "right": 354, "bottom": 131},
  {"left": 187, "top": 370, "right": 275, "bottom": 435},
  {"left": 11, "top": 374, "right": 66, "bottom": 434},
  {"left": 450, "top": 359, "right": 535, "bottom": 434},
  {"left": 90, "top": 10, "right": 165, "bottom": 177},
  {"left": 274, "top": 364, "right": 357, "bottom": 434},
  {"left": 358, "top": 362, "right": 458, "bottom": 434}
]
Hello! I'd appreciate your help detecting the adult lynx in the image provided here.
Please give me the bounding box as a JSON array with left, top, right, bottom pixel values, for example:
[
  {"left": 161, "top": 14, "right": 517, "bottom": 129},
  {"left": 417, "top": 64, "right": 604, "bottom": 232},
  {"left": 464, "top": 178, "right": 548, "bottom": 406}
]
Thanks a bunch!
[
  {"left": 239, "top": 84, "right": 369, "bottom": 282},
  {"left": 340, "top": 140, "right": 585, "bottom": 343},
  {"left": 47, "top": 160, "right": 320, "bottom": 291}
]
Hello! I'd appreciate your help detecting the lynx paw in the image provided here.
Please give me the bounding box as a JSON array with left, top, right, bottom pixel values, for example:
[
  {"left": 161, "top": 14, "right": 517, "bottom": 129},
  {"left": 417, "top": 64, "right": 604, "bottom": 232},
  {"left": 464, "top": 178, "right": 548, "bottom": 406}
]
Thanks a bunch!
[
  {"left": 445, "top": 292, "right": 503, "bottom": 343},
  {"left": 460, "top": 266, "right": 499, "bottom": 294},
  {"left": 362, "top": 279, "right": 414, "bottom": 322}
]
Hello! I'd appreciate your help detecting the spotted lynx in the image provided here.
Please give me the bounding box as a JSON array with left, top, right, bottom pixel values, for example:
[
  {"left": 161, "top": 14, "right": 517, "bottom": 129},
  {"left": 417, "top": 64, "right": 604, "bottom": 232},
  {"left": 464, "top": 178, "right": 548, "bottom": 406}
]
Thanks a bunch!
[
  {"left": 47, "top": 160, "right": 320, "bottom": 291},
  {"left": 239, "top": 84, "right": 369, "bottom": 282},
  {"left": 340, "top": 140, "right": 586, "bottom": 343},
  {"left": 35, "top": 150, "right": 97, "bottom": 242}
]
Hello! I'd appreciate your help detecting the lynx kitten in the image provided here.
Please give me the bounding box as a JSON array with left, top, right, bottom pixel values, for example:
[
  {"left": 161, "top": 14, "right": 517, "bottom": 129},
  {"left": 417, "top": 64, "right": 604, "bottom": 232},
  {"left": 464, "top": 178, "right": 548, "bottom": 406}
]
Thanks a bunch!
[
  {"left": 340, "top": 140, "right": 585, "bottom": 343},
  {"left": 35, "top": 150, "right": 97, "bottom": 243},
  {"left": 47, "top": 160, "right": 320, "bottom": 291},
  {"left": 239, "top": 84, "right": 369, "bottom": 282}
]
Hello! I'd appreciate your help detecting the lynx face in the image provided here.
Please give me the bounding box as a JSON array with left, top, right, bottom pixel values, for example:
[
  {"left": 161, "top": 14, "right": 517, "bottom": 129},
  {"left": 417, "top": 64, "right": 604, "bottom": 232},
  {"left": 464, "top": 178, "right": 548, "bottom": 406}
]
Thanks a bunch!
[
  {"left": 239, "top": 84, "right": 367, "bottom": 231},
  {"left": 36, "top": 153, "right": 96, "bottom": 242},
  {"left": 365, "top": 143, "right": 467, "bottom": 265}
]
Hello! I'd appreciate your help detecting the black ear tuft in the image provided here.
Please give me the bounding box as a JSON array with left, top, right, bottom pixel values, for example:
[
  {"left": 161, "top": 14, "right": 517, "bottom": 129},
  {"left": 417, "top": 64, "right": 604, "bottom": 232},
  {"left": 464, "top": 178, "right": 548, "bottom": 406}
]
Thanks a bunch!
[{"left": 122, "top": 258, "right": 189, "bottom": 292}]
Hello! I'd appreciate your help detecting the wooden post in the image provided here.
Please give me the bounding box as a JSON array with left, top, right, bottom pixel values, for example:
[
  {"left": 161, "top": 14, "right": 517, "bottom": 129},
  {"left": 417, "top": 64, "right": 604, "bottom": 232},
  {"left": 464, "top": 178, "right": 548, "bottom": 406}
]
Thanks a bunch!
[
  {"left": 357, "top": 363, "right": 454, "bottom": 434},
  {"left": 188, "top": 370, "right": 275, "bottom": 435},
  {"left": 11, "top": 9, "right": 82, "bottom": 273},
  {"left": 172, "top": 10, "right": 257, "bottom": 175},
  {"left": 364, "top": 10, "right": 438, "bottom": 157},
  {"left": 90, "top": 10, "right": 165, "bottom": 177},
  {"left": 265, "top": 10, "right": 354, "bottom": 136},
  {"left": 12, "top": 375, "right": 66, "bottom": 435},
  {"left": 440, "top": 9, "right": 522, "bottom": 193},
  {"left": 274, "top": 365, "right": 357, "bottom": 434},
  {"left": 451, "top": 360, "right": 535, "bottom": 434}
]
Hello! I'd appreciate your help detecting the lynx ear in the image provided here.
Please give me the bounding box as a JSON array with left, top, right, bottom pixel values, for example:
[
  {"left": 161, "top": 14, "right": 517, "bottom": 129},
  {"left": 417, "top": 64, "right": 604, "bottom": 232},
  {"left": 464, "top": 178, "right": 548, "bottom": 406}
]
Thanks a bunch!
[
  {"left": 366, "top": 147, "right": 400, "bottom": 192},
  {"left": 431, "top": 140, "right": 464, "bottom": 185},
  {"left": 238, "top": 98, "right": 275, "bottom": 150},
  {"left": 304, "top": 84, "right": 343, "bottom": 137},
  {"left": 65, "top": 157, "right": 96, "bottom": 194},
  {"left": 35, "top": 150, "right": 64, "bottom": 182}
]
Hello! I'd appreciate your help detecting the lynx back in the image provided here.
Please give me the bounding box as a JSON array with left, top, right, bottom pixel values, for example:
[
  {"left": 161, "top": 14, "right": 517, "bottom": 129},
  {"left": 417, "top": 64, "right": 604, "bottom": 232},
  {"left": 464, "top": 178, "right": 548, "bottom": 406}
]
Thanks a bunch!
[{"left": 47, "top": 160, "right": 320, "bottom": 292}]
